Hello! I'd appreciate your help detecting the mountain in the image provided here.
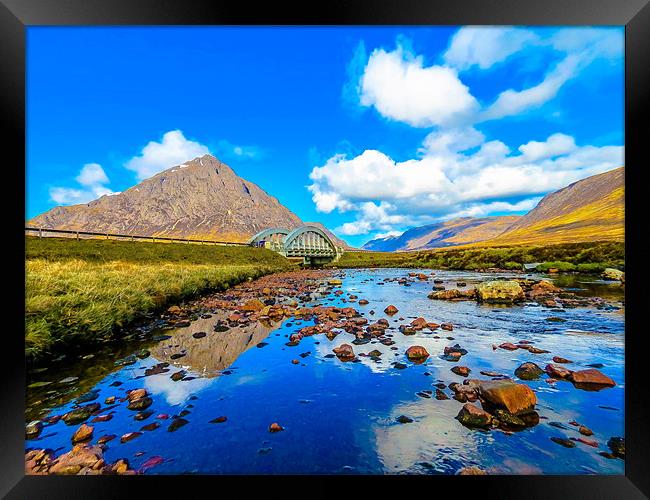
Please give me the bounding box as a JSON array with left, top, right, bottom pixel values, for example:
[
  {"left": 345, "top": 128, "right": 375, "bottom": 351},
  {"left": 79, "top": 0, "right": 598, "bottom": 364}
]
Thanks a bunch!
[
  {"left": 29, "top": 154, "right": 305, "bottom": 243},
  {"left": 486, "top": 167, "right": 624, "bottom": 245},
  {"left": 362, "top": 216, "right": 520, "bottom": 251}
]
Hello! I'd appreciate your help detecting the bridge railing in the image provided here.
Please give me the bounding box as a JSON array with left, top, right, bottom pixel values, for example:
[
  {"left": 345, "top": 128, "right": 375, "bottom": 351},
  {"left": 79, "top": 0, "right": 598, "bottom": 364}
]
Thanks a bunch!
[{"left": 25, "top": 226, "right": 248, "bottom": 246}]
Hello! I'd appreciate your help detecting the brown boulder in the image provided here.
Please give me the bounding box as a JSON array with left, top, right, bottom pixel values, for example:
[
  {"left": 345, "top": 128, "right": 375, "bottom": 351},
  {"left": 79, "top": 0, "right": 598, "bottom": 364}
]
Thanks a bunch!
[
  {"left": 514, "top": 362, "right": 544, "bottom": 380},
  {"left": 49, "top": 444, "right": 105, "bottom": 475},
  {"left": 456, "top": 403, "right": 492, "bottom": 428},
  {"left": 457, "top": 466, "right": 488, "bottom": 475},
  {"left": 405, "top": 345, "right": 429, "bottom": 361},
  {"left": 241, "top": 299, "right": 265, "bottom": 312},
  {"left": 269, "top": 422, "right": 284, "bottom": 433},
  {"left": 71, "top": 424, "right": 94, "bottom": 444},
  {"left": 545, "top": 364, "right": 573, "bottom": 379},
  {"left": 477, "top": 380, "right": 537, "bottom": 415},
  {"left": 569, "top": 369, "right": 616, "bottom": 388},
  {"left": 333, "top": 344, "right": 355, "bottom": 360},
  {"left": 410, "top": 317, "right": 428, "bottom": 330},
  {"left": 384, "top": 305, "right": 399, "bottom": 315},
  {"left": 451, "top": 366, "right": 471, "bottom": 377}
]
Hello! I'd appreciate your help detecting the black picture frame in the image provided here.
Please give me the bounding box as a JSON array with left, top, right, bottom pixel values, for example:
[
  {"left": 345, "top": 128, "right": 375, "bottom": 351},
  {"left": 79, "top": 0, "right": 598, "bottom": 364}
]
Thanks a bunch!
[{"left": 2, "top": 0, "right": 648, "bottom": 497}]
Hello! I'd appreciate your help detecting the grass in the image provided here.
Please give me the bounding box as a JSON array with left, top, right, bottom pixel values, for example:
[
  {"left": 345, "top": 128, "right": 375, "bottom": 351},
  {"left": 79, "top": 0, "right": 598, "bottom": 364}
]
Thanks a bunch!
[
  {"left": 26, "top": 237, "right": 294, "bottom": 362},
  {"left": 332, "top": 241, "right": 624, "bottom": 272}
]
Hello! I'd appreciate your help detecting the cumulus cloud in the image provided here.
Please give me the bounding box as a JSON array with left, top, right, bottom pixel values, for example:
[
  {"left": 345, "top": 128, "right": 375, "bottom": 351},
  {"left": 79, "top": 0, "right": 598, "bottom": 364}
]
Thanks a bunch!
[
  {"left": 358, "top": 44, "right": 479, "bottom": 127},
  {"left": 444, "top": 26, "right": 538, "bottom": 71},
  {"left": 309, "top": 132, "right": 623, "bottom": 236},
  {"left": 50, "top": 163, "right": 116, "bottom": 205},
  {"left": 125, "top": 130, "right": 210, "bottom": 180}
]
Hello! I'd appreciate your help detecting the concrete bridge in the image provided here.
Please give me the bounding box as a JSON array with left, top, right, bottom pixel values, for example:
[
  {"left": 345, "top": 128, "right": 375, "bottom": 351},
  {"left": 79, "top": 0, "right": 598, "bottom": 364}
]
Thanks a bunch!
[{"left": 248, "top": 225, "right": 344, "bottom": 265}]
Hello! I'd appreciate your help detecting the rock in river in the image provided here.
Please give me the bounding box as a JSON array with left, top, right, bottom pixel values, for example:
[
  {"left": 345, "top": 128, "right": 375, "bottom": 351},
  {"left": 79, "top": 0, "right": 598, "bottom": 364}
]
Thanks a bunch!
[
  {"left": 269, "top": 422, "right": 284, "bottom": 433},
  {"left": 545, "top": 364, "right": 573, "bottom": 379},
  {"left": 168, "top": 418, "right": 189, "bottom": 432},
  {"left": 457, "top": 466, "right": 488, "bottom": 475},
  {"left": 456, "top": 403, "right": 492, "bottom": 428},
  {"left": 569, "top": 369, "right": 616, "bottom": 388},
  {"left": 405, "top": 345, "right": 429, "bottom": 362},
  {"left": 333, "top": 344, "right": 355, "bottom": 360},
  {"left": 71, "top": 424, "right": 94, "bottom": 444},
  {"left": 514, "top": 362, "right": 544, "bottom": 380},
  {"left": 384, "top": 305, "right": 399, "bottom": 315},
  {"left": 602, "top": 268, "right": 624, "bottom": 282},
  {"left": 451, "top": 366, "right": 471, "bottom": 377},
  {"left": 607, "top": 437, "right": 625, "bottom": 458},
  {"left": 477, "top": 380, "right": 536, "bottom": 415},
  {"left": 475, "top": 280, "right": 525, "bottom": 304},
  {"left": 26, "top": 420, "right": 43, "bottom": 440},
  {"left": 127, "top": 396, "right": 153, "bottom": 411}
]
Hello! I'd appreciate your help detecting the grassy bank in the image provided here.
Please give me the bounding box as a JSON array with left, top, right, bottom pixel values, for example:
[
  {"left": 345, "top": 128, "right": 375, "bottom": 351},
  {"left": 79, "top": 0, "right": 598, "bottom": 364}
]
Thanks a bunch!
[
  {"left": 333, "top": 241, "right": 624, "bottom": 272},
  {"left": 26, "top": 237, "right": 294, "bottom": 362}
]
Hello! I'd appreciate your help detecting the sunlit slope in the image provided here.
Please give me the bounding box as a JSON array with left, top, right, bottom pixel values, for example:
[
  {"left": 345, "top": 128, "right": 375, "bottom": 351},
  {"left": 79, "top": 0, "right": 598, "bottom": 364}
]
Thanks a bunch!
[{"left": 480, "top": 167, "right": 624, "bottom": 246}]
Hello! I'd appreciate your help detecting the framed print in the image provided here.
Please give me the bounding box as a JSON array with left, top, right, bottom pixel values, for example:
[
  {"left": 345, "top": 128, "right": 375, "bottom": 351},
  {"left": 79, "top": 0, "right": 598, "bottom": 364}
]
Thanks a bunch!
[{"left": 2, "top": 0, "right": 649, "bottom": 497}]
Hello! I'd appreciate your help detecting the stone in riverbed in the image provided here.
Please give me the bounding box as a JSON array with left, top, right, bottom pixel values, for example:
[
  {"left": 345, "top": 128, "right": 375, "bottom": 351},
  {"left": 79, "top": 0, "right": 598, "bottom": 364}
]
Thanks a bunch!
[
  {"left": 384, "top": 305, "right": 399, "bottom": 315},
  {"left": 71, "top": 424, "right": 93, "bottom": 444},
  {"left": 48, "top": 444, "right": 106, "bottom": 475},
  {"left": 457, "top": 466, "right": 487, "bottom": 475},
  {"left": 192, "top": 332, "right": 206, "bottom": 339},
  {"left": 435, "top": 389, "right": 449, "bottom": 400},
  {"left": 545, "top": 364, "right": 573, "bottom": 379},
  {"left": 477, "top": 380, "right": 536, "bottom": 415},
  {"left": 210, "top": 416, "right": 227, "bottom": 424},
  {"left": 602, "top": 268, "right": 624, "bottom": 282},
  {"left": 120, "top": 432, "right": 142, "bottom": 443},
  {"left": 26, "top": 420, "right": 43, "bottom": 440},
  {"left": 569, "top": 369, "right": 615, "bottom": 388},
  {"left": 405, "top": 345, "right": 429, "bottom": 361},
  {"left": 475, "top": 280, "right": 525, "bottom": 304},
  {"left": 514, "top": 362, "right": 544, "bottom": 380},
  {"left": 396, "top": 415, "right": 413, "bottom": 424},
  {"left": 451, "top": 366, "right": 471, "bottom": 377},
  {"left": 579, "top": 425, "right": 594, "bottom": 436},
  {"left": 241, "top": 299, "right": 265, "bottom": 312},
  {"left": 333, "top": 344, "right": 355, "bottom": 360},
  {"left": 63, "top": 403, "right": 100, "bottom": 425},
  {"left": 607, "top": 437, "right": 625, "bottom": 458},
  {"left": 269, "top": 422, "right": 284, "bottom": 433},
  {"left": 167, "top": 418, "right": 189, "bottom": 432},
  {"left": 550, "top": 437, "right": 576, "bottom": 448},
  {"left": 96, "top": 434, "right": 116, "bottom": 444},
  {"left": 553, "top": 356, "right": 572, "bottom": 364},
  {"left": 493, "top": 409, "right": 526, "bottom": 428},
  {"left": 127, "top": 396, "right": 153, "bottom": 411},
  {"left": 441, "top": 323, "right": 454, "bottom": 331},
  {"left": 456, "top": 403, "right": 492, "bottom": 428}
]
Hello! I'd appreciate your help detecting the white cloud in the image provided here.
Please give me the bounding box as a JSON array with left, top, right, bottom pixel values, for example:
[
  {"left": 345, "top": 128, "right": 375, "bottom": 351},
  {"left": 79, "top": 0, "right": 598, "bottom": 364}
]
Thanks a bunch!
[
  {"left": 50, "top": 163, "right": 116, "bottom": 205},
  {"left": 480, "top": 54, "right": 582, "bottom": 121},
  {"left": 358, "top": 44, "right": 479, "bottom": 127},
  {"left": 444, "top": 27, "right": 537, "bottom": 71},
  {"left": 308, "top": 132, "right": 623, "bottom": 235},
  {"left": 517, "top": 133, "right": 577, "bottom": 161},
  {"left": 373, "top": 230, "right": 403, "bottom": 240},
  {"left": 125, "top": 130, "right": 210, "bottom": 180}
]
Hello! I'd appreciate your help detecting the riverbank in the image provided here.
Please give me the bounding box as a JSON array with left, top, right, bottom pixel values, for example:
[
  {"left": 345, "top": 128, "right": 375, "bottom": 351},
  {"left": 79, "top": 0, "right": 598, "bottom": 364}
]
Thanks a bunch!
[
  {"left": 333, "top": 241, "right": 624, "bottom": 272},
  {"left": 26, "top": 237, "right": 295, "bottom": 362}
]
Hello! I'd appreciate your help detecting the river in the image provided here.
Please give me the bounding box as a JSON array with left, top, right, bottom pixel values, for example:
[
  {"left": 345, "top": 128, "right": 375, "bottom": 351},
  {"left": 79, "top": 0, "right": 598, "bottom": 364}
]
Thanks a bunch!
[{"left": 25, "top": 268, "right": 625, "bottom": 475}]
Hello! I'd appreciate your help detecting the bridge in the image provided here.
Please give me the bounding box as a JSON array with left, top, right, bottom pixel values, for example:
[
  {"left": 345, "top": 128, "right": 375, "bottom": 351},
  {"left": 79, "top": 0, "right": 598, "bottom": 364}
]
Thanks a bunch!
[{"left": 248, "top": 225, "right": 344, "bottom": 265}]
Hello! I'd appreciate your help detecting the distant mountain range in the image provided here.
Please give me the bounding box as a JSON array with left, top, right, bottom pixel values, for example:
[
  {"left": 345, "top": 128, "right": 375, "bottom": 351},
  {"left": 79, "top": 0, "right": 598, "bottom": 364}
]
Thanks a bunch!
[
  {"left": 362, "top": 167, "right": 624, "bottom": 251},
  {"left": 29, "top": 154, "right": 351, "bottom": 248}
]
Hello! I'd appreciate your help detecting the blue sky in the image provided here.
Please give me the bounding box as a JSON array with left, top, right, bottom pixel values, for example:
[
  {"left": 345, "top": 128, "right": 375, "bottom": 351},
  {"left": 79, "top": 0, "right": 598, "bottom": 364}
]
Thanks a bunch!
[{"left": 27, "top": 26, "right": 624, "bottom": 247}]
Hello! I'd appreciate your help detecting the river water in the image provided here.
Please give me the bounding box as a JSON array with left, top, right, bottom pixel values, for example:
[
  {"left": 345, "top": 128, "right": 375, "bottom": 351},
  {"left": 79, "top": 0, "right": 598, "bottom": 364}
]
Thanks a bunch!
[{"left": 26, "top": 269, "right": 625, "bottom": 475}]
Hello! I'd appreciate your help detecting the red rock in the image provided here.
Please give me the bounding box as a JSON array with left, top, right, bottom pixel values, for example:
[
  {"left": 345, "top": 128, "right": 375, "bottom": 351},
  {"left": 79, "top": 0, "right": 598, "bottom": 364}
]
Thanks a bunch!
[
  {"left": 405, "top": 345, "right": 429, "bottom": 361},
  {"left": 127, "top": 389, "right": 148, "bottom": 402},
  {"left": 457, "top": 466, "right": 488, "bottom": 475},
  {"left": 410, "top": 317, "right": 427, "bottom": 330},
  {"left": 574, "top": 437, "right": 599, "bottom": 448},
  {"left": 456, "top": 403, "right": 492, "bottom": 427},
  {"left": 241, "top": 299, "right": 265, "bottom": 312},
  {"left": 120, "top": 432, "right": 142, "bottom": 443},
  {"left": 441, "top": 323, "right": 454, "bottom": 331},
  {"left": 569, "top": 369, "right": 616, "bottom": 387},
  {"left": 451, "top": 366, "right": 471, "bottom": 377},
  {"left": 333, "top": 344, "right": 355, "bottom": 360},
  {"left": 48, "top": 444, "right": 105, "bottom": 475},
  {"left": 384, "top": 305, "right": 399, "bottom": 315},
  {"left": 579, "top": 425, "right": 594, "bottom": 436},
  {"left": 291, "top": 359, "right": 300, "bottom": 365},
  {"left": 553, "top": 356, "right": 572, "bottom": 364},
  {"left": 71, "top": 424, "right": 94, "bottom": 444},
  {"left": 269, "top": 422, "right": 284, "bottom": 433},
  {"left": 477, "top": 380, "right": 537, "bottom": 415},
  {"left": 91, "top": 414, "right": 112, "bottom": 423},
  {"left": 545, "top": 363, "right": 573, "bottom": 379},
  {"left": 358, "top": 299, "right": 369, "bottom": 305},
  {"left": 499, "top": 342, "right": 519, "bottom": 351}
]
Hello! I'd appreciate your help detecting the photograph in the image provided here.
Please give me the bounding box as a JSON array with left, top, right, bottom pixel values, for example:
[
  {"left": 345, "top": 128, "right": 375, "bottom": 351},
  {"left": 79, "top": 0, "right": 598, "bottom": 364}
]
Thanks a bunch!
[{"left": 23, "top": 24, "right": 627, "bottom": 476}]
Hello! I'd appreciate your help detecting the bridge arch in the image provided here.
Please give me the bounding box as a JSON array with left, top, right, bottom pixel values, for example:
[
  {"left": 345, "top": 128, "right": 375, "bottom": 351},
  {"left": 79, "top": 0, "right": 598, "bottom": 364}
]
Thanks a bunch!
[
  {"left": 248, "top": 227, "right": 290, "bottom": 246},
  {"left": 283, "top": 225, "right": 338, "bottom": 258}
]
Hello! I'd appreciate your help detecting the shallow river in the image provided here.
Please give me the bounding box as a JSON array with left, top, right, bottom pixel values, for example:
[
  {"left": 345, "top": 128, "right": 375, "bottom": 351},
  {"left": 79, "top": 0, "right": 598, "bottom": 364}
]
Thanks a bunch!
[{"left": 26, "top": 269, "right": 625, "bottom": 475}]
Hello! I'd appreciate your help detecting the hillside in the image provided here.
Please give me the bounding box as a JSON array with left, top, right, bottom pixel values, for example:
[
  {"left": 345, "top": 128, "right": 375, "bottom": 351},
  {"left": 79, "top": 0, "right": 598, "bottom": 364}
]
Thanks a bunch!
[
  {"left": 362, "top": 216, "right": 519, "bottom": 251},
  {"left": 486, "top": 167, "right": 624, "bottom": 246},
  {"left": 29, "top": 154, "right": 304, "bottom": 243}
]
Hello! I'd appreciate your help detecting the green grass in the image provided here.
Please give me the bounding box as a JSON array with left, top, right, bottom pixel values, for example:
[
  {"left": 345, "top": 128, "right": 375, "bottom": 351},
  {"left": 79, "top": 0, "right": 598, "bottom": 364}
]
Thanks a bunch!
[
  {"left": 332, "top": 241, "right": 624, "bottom": 272},
  {"left": 26, "top": 237, "right": 294, "bottom": 362}
]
